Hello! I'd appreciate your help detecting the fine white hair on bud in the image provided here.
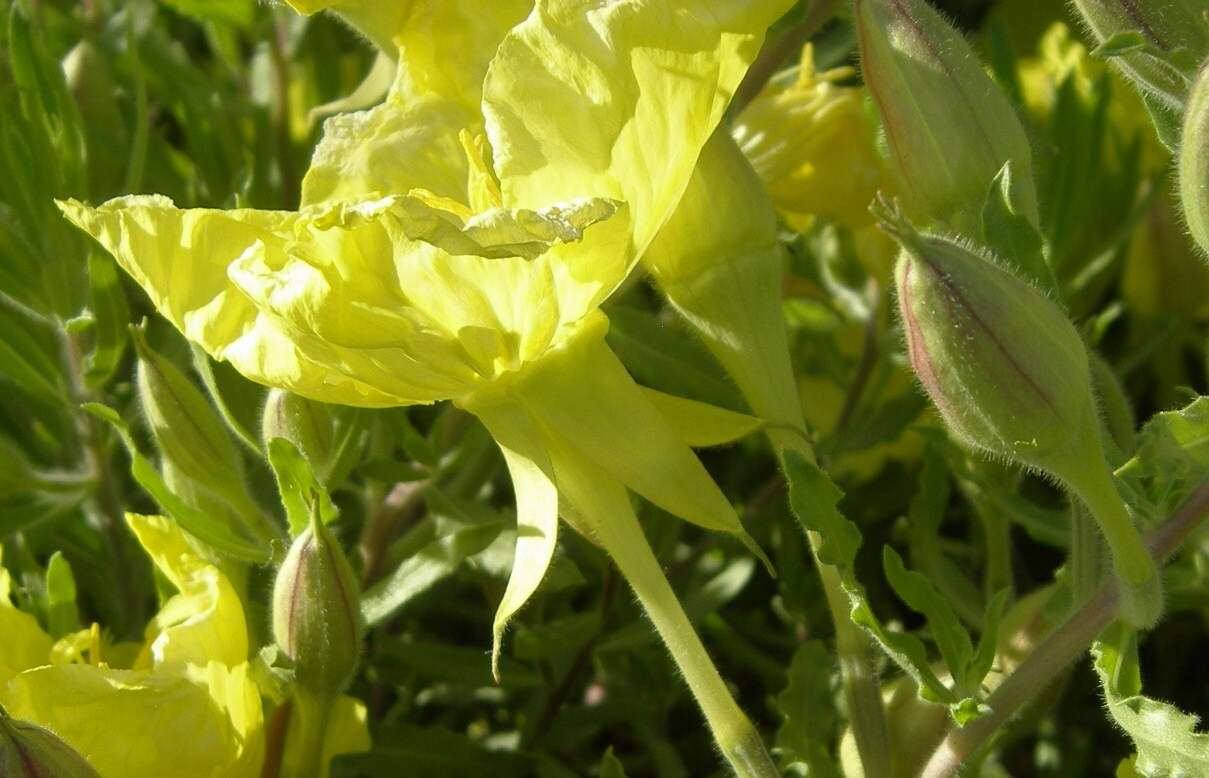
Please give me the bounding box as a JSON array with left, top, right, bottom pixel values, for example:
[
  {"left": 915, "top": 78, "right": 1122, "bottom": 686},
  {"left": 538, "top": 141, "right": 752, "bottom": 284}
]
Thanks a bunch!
[{"left": 272, "top": 516, "right": 365, "bottom": 697}]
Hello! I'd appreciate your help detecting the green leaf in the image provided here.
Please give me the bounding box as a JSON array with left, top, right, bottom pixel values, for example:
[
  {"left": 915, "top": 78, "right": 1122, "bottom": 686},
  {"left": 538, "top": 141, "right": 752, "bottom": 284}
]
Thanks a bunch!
[
  {"left": 883, "top": 546, "right": 973, "bottom": 692},
  {"left": 784, "top": 452, "right": 979, "bottom": 716},
  {"left": 1122, "top": 396, "right": 1209, "bottom": 518},
  {"left": 0, "top": 307, "right": 64, "bottom": 403},
  {"left": 1141, "top": 92, "right": 1182, "bottom": 153},
  {"left": 45, "top": 550, "right": 79, "bottom": 639},
  {"left": 1092, "top": 31, "right": 1150, "bottom": 58},
  {"left": 332, "top": 724, "right": 533, "bottom": 778},
  {"left": 783, "top": 453, "right": 861, "bottom": 569},
  {"left": 907, "top": 447, "right": 983, "bottom": 625},
  {"left": 82, "top": 402, "right": 270, "bottom": 563},
  {"left": 964, "top": 589, "right": 1009, "bottom": 697},
  {"left": 606, "top": 305, "right": 745, "bottom": 411},
  {"left": 1094, "top": 623, "right": 1209, "bottom": 777},
  {"left": 160, "top": 0, "right": 257, "bottom": 27},
  {"left": 361, "top": 521, "right": 505, "bottom": 626},
  {"left": 599, "top": 747, "right": 629, "bottom": 778},
  {"left": 267, "top": 438, "right": 337, "bottom": 536},
  {"left": 774, "top": 640, "right": 841, "bottom": 775},
  {"left": 375, "top": 641, "right": 542, "bottom": 689},
  {"left": 83, "top": 253, "right": 129, "bottom": 389},
  {"left": 981, "top": 162, "right": 1057, "bottom": 296}
]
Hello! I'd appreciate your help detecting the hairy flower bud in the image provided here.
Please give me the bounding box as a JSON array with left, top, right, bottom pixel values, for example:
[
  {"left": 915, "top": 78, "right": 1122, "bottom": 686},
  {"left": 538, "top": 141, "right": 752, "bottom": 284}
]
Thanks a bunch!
[
  {"left": 132, "top": 326, "right": 256, "bottom": 514},
  {"left": 855, "top": 0, "right": 1038, "bottom": 230},
  {"left": 263, "top": 389, "right": 337, "bottom": 481},
  {"left": 1179, "top": 64, "right": 1209, "bottom": 257},
  {"left": 272, "top": 516, "right": 365, "bottom": 696},
  {"left": 887, "top": 210, "right": 1160, "bottom": 626},
  {"left": 0, "top": 709, "right": 100, "bottom": 778},
  {"left": 1071, "top": 0, "right": 1208, "bottom": 111}
]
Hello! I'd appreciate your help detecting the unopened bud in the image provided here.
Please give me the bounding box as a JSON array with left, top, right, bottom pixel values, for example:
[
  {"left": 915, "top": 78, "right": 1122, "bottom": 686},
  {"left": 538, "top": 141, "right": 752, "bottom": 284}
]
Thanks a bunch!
[
  {"left": 1179, "top": 64, "right": 1209, "bottom": 257},
  {"left": 855, "top": 0, "right": 1038, "bottom": 230},
  {"left": 0, "top": 709, "right": 100, "bottom": 778},
  {"left": 1072, "top": 0, "right": 1208, "bottom": 111},
  {"left": 272, "top": 516, "right": 365, "bottom": 696},
  {"left": 132, "top": 326, "right": 251, "bottom": 510},
  {"left": 886, "top": 207, "right": 1160, "bottom": 626},
  {"left": 262, "top": 390, "right": 337, "bottom": 481}
]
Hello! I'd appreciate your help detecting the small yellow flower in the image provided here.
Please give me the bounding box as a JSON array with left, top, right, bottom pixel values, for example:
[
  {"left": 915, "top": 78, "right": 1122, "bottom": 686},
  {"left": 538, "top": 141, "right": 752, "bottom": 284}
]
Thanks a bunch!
[{"left": 0, "top": 515, "right": 368, "bottom": 778}]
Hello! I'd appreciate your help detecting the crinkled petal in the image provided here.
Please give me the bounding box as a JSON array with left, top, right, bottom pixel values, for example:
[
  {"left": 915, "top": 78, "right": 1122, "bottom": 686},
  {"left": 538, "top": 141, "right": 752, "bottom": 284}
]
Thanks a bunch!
[{"left": 484, "top": 0, "right": 792, "bottom": 261}]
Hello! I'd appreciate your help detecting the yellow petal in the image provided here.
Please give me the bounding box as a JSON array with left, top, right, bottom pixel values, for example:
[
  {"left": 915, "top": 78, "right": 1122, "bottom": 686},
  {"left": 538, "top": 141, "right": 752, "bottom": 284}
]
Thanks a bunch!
[
  {"left": 302, "top": 0, "right": 531, "bottom": 208},
  {"left": 0, "top": 562, "right": 52, "bottom": 684},
  {"left": 484, "top": 0, "right": 792, "bottom": 259},
  {"left": 640, "top": 388, "right": 764, "bottom": 448},
  {"left": 392, "top": 1, "right": 533, "bottom": 111},
  {"left": 125, "top": 514, "right": 249, "bottom": 672},
  {"left": 492, "top": 437, "right": 559, "bottom": 681},
  {"left": 321, "top": 695, "right": 372, "bottom": 776},
  {"left": 0, "top": 662, "right": 263, "bottom": 778},
  {"left": 468, "top": 314, "right": 768, "bottom": 567}
]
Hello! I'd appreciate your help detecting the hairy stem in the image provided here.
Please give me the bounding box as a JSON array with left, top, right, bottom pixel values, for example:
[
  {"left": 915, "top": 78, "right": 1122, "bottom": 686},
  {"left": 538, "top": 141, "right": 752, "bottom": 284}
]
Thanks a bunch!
[
  {"left": 592, "top": 495, "right": 777, "bottom": 778},
  {"left": 919, "top": 479, "right": 1209, "bottom": 778}
]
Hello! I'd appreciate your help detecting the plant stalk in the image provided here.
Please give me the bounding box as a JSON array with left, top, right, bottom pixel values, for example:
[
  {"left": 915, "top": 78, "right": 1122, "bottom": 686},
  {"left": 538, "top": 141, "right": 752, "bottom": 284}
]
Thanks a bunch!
[
  {"left": 919, "top": 479, "right": 1209, "bottom": 778},
  {"left": 281, "top": 689, "right": 333, "bottom": 778},
  {"left": 592, "top": 495, "right": 778, "bottom": 778}
]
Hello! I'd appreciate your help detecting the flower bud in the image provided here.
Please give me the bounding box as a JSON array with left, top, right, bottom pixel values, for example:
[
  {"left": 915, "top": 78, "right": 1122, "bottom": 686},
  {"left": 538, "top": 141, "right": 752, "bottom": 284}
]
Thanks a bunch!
[
  {"left": 262, "top": 389, "right": 337, "bottom": 481},
  {"left": 1071, "top": 0, "right": 1208, "bottom": 111},
  {"left": 132, "top": 326, "right": 255, "bottom": 513},
  {"left": 887, "top": 208, "right": 1160, "bottom": 626},
  {"left": 1179, "top": 64, "right": 1209, "bottom": 257},
  {"left": 733, "top": 45, "right": 886, "bottom": 230},
  {"left": 272, "top": 516, "right": 365, "bottom": 696},
  {"left": 0, "top": 709, "right": 100, "bottom": 778},
  {"left": 855, "top": 0, "right": 1038, "bottom": 231}
]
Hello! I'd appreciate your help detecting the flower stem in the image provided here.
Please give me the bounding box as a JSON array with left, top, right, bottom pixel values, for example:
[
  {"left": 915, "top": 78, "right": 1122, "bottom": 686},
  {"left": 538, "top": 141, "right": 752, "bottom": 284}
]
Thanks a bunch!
[
  {"left": 1063, "top": 452, "right": 1162, "bottom": 627},
  {"left": 281, "top": 689, "right": 333, "bottom": 778},
  {"left": 919, "top": 479, "right": 1209, "bottom": 778},
  {"left": 589, "top": 488, "right": 777, "bottom": 778},
  {"left": 1068, "top": 503, "right": 1103, "bottom": 610},
  {"left": 777, "top": 433, "right": 892, "bottom": 778}
]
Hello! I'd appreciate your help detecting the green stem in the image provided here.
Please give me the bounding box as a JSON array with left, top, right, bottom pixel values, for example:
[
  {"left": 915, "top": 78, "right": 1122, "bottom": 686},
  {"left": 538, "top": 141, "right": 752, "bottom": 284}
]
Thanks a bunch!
[
  {"left": 1063, "top": 453, "right": 1161, "bottom": 628},
  {"left": 1068, "top": 503, "right": 1103, "bottom": 611},
  {"left": 778, "top": 434, "right": 891, "bottom": 778},
  {"left": 281, "top": 689, "right": 332, "bottom": 778},
  {"left": 662, "top": 251, "right": 891, "bottom": 777},
  {"left": 591, "top": 494, "right": 776, "bottom": 778},
  {"left": 919, "top": 479, "right": 1209, "bottom": 778}
]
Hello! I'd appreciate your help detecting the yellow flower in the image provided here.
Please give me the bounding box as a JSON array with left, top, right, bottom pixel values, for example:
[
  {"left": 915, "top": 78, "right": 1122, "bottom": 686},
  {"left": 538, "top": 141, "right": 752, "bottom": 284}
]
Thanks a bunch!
[
  {"left": 734, "top": 45, "right": 888, "bottom": 231},
  {"left": 0, "top": 515, "right": 368, "bottom": 778},
  {"left": 61, "top": 0, "right": 790, "bottom": 680}
]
